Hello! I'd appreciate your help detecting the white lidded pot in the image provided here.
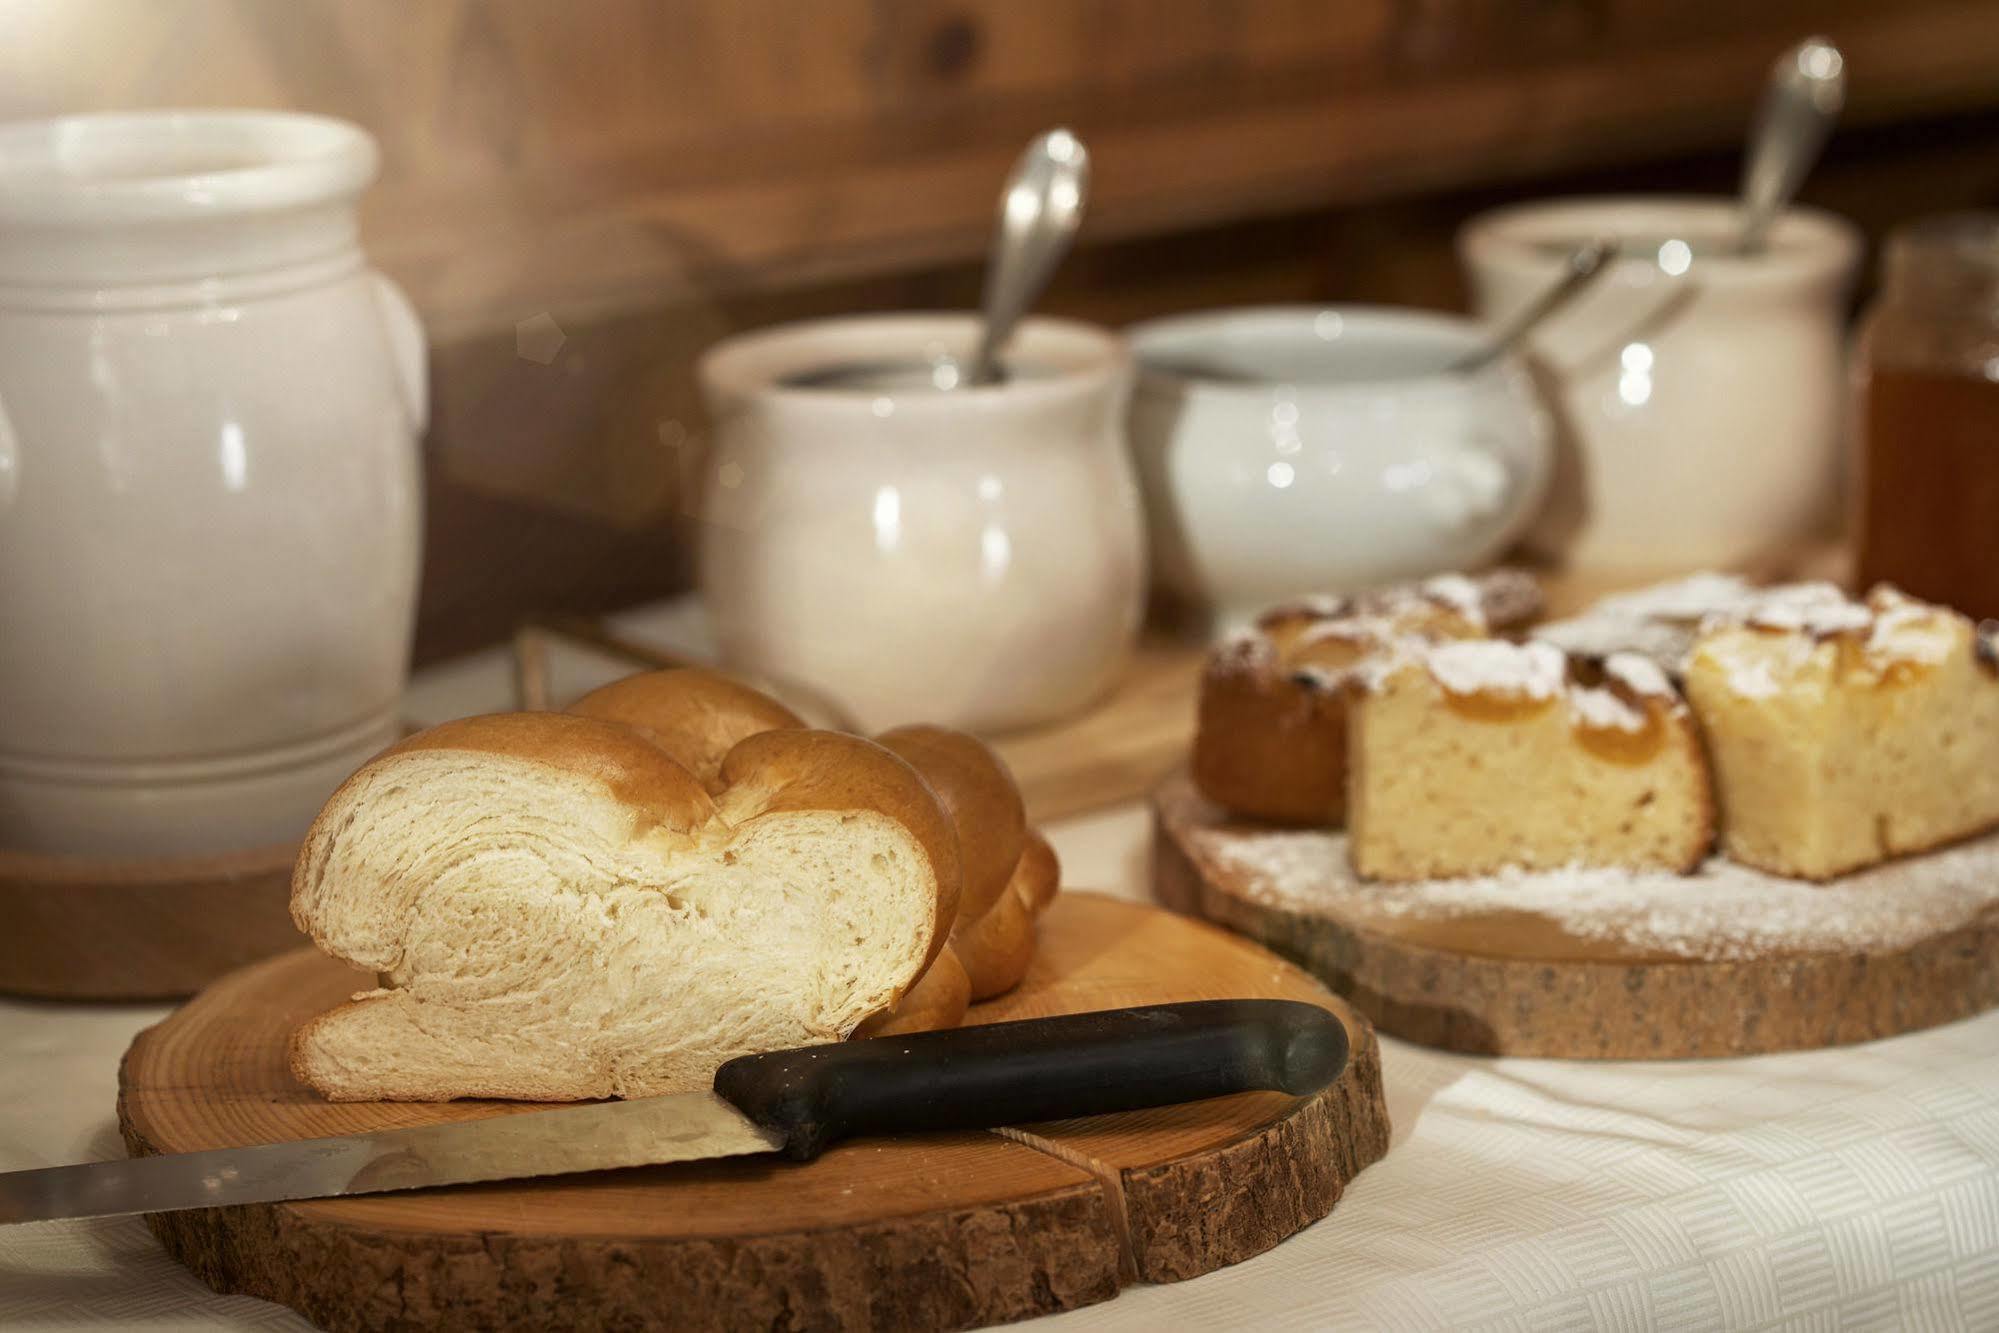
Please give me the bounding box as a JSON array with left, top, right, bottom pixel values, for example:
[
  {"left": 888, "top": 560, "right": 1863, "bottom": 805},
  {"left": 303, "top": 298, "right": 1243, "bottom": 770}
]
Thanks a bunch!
[
  {"left": 1459, "top": 197, "right": 1862, "bottom": 575},
  {"left": 0, "top": 111, "right": 425, "bottom": 856},
  {"left": 1127, "top": 306, "right": 1552, "bottom": 631},
  {"left": 698, "top": 314, "right": 1144, "bottom": 734}
]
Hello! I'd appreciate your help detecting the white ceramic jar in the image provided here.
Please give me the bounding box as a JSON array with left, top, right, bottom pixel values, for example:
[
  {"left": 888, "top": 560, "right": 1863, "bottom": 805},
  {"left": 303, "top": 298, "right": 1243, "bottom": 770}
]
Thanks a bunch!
[
  {"left": 1127, "top": 306, "right": 1552, "bottom": 630},
  {"left": 1459, "top": 198, "right": 1862, "bottom": 575},
  {"left": 698, "top": 315, "right": 1144, "bottom": 734},
  {"left": 0, "top": 112, "right": 425, "bottom": 856}
]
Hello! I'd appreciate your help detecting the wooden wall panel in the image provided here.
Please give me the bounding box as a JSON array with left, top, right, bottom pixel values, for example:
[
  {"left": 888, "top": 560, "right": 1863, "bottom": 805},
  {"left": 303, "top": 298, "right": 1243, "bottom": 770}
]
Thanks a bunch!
[{"left": 3, "top": 1, "right": 1996, "bottom": 337}]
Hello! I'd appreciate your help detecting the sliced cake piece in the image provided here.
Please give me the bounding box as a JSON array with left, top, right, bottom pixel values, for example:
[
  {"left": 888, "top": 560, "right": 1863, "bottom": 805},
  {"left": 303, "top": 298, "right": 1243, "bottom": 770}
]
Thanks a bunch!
[
  {"left": 1683, "top": 585, "right": 1999, "bottom": 880},
  {"left": 1348, "top": 640, "right": 1713, "bottom": 881},
  {"left": 1191, "top": 570, "right": 1541, "bottom": 825}
]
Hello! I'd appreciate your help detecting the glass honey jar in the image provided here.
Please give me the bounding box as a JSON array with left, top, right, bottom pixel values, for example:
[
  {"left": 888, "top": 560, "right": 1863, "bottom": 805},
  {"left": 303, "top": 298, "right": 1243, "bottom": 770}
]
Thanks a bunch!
[{"left": 1855, "top": 213, "right": 1999, "bottom": 619}]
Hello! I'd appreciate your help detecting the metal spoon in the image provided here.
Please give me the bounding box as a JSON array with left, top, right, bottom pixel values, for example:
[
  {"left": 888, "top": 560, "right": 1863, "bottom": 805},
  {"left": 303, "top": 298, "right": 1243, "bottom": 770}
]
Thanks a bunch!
[
  {"left": 779, "top": 129, "right": 1091, "bottom": 391},
  {"left": 1135, "top": 237, "right": 1613, "bottom": 386},
  {"left": 965, "top": 127, "right": 1089, "bottom": 385},
  {"left": 1446, "top": 235, "right": 1616, "bottom": 373},
  {"left": 1736, "top": 36, "right": 1846, "bottom": 255}
]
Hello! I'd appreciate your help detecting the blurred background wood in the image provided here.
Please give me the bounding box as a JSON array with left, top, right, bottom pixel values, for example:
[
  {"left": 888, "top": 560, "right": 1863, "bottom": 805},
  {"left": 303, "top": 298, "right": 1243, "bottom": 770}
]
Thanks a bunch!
[{"left": 5, "top": 0, "right": 1996, "bottom": 659}]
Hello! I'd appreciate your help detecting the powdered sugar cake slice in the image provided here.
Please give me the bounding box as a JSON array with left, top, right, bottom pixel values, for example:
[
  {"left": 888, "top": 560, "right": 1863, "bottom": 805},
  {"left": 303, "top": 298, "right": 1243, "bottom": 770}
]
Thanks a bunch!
[{"left": 1152, "top": 773, "right": 1999, "bottom": 1058}]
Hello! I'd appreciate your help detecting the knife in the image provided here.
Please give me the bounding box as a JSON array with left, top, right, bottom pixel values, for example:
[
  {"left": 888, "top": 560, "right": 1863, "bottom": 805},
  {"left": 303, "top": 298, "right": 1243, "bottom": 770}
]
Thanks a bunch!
[{"left": 0, "top": 999, "right": 1344, "bottom": 1225}]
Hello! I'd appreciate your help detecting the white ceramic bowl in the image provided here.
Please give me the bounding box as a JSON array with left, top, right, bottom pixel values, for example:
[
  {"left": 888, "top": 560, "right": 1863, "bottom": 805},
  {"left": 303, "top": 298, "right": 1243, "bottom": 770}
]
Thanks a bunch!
[
  {"left": 1459, "top": 197, "right": 1862, "bottom": 574},
  {"left": 698, "top": 314, "right": 1144, "bottom": 734},
  {"left": 1126, "top": 306, "right": 1551, "bottom": 628}
]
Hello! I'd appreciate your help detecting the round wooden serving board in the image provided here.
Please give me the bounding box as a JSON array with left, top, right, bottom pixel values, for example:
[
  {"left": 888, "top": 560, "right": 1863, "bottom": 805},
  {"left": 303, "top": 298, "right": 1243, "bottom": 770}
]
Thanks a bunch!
[
  {"left": 119, "top": 892, "right": 1388, "bottom": 1333},
  {"left": 1154, "top": 773, "right": 1999, "bottom": 1059}
]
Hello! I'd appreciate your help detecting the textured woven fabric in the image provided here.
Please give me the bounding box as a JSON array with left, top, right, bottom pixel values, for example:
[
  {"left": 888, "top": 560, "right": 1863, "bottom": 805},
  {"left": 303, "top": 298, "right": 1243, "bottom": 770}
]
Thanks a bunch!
[{"left": 1026, "top": 1011, "right": 1999, "bottom": 1331}]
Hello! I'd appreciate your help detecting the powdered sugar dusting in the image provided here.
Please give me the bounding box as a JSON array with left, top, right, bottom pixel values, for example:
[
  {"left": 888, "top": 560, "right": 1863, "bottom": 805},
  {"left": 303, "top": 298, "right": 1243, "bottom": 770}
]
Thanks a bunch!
[
  {"left": 1571, "top": 686, "right": 1648, "bottom": 733},
  {"left": 1419, "top": 573, "right": 1485, "bottom": 619},
  {"left": 1698, "top": 633, "right": 1806, "bottom": 700},
  {"left": 1695, "top": 585, "right": 1976, "bottom": 699},
  {"left": 1262, "top": 594, "right": 1352, "bottom": 624},
  {"left": 1604, "top": 653, "right": 1672, "bottom": 699},
  {"left": 1739, "top": 582, "right": 1873, "bottom": 635},
  {"left": 1425, "top": 639, "right": 1567, "bottom": 700},
  {"left": 1866, "top": 594, "right": 1957, "bottom": 667},
  {"left": 1178, "top": 801, "right": 1999, "bottom": 963},
  {"left": 1591, "top": 572, "right": 1760, "bottom": 622},
  {"left": 1535, "top": 572, "right": 1757, "bottom": 671}
]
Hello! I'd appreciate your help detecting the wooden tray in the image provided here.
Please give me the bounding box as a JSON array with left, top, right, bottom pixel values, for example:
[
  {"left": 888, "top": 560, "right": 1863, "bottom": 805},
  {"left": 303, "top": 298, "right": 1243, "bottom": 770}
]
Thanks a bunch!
[
  {"left": 990, "top": 634, "right": 1206, "bottom": 824},
  {"left": 1154, "top": 773, "right": 1999, "bottom": 1059},
  {"left": 0, "top": 843, "right": 303, "bottom": 1001},
  {"left": 119, "top": 892, "right": 1389, "bottom": 1332}
]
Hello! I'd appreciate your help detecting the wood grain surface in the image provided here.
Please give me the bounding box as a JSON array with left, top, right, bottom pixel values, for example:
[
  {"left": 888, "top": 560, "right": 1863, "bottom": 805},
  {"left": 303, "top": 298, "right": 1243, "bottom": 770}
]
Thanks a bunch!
[
  {"left": 119, "top": 892, "right": 1389, "bottom": 1332},
  {"left": 992, "top": 634, "right": 1207, "bottom": 825},
  {"left": 0, "top": 844, "right": 302, "bottom": 1001},
  {"left": 1154, "top": 773, "right": 1999, "bottom": 1059},
  {"left": 5, "top": 1, "right": 1995, "bottom": 335}
]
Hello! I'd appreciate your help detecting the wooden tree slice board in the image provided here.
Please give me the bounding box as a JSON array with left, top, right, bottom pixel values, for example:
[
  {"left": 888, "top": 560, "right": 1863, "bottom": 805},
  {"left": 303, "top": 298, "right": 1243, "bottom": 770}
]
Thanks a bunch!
[
  {"left": 119, "top": 892, "right": 1389, "bottom": 1332},
  {"left": 0, "top": 842, "right": 304, "bottom": 1000},
  {"left": 1154, "top": 773, "right": 1999, "bottom": 1059}
]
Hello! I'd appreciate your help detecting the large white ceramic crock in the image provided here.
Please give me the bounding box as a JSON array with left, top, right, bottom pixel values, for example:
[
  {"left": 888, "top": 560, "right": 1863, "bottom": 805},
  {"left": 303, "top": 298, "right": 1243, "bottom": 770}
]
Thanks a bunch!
[
  {"left": 1460, "top": 198, "right": 1861, "bottom": 575},
  {"left": 698, "top": 315, "right": 1143, "bottom": 734},
  {"left": 0, "top": 112, "right": 425, "bottom": 856},
  {"left": 1127, "top": 306, "right": 1552, "bottom": 630}
]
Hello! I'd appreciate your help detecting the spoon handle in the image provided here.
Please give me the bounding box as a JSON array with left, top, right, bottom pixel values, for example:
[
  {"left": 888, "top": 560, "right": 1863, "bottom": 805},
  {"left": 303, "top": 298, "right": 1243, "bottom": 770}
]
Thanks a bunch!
[
  {"left": 968, "top": 129, "right": 1090, "bottom": 386},
  {"left": 1738, "top": 37, "right": 1846, "bottom": 255},
  {"left": 1450, "top": 235, "right": 1615, "bottom": 374}
]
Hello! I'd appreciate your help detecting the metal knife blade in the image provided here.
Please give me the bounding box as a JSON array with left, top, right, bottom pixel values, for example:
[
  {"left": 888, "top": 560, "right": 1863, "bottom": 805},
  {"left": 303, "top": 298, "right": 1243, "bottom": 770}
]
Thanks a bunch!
[{"left": 0, "top": 1092, "right": 781, "bottom": 1225}]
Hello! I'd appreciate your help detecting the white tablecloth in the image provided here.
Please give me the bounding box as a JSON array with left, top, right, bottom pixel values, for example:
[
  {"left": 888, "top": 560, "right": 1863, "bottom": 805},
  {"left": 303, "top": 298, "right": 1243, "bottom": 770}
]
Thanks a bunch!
[{"left": 6, "top": 638, "right": 1999, "bottom": 1331}]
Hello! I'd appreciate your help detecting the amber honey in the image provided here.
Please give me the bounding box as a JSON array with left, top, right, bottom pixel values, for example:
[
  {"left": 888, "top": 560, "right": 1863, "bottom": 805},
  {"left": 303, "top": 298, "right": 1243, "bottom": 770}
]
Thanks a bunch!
[
  {"left": 1855, "top": 214, "right": 1999, "bottom": 622},
  {"left": 1858, "top": 367, "right": 1999, "bottom": 620}
]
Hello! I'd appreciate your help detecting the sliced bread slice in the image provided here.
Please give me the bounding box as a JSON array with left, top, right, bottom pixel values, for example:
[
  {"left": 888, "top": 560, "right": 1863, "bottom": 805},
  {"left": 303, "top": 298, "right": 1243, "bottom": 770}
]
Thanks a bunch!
[{"left": 290, "top": 713, "right": 956, "bottom": 1101}]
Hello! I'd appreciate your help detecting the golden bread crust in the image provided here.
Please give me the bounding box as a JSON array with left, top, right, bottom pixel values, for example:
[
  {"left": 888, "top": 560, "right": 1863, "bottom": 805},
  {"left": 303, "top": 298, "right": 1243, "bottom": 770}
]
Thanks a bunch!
[
  {"left": 568, "top": 668, "right": 804, "bottom": 792},
  {"left": 955, "top": 882, "right": 1036, "bottom": 1001},
  {"left": 875, "top": 724, "right": 1028, "bottom": 921},
  {"left": 953, "top": 831, "right": 1061, "bottom": 1002},
  {"left": 1011, "top": 830, "right": 1061, "bottom": 914},
  {"left": 375, "top": 712, "right": 718, "bottom": 836}
]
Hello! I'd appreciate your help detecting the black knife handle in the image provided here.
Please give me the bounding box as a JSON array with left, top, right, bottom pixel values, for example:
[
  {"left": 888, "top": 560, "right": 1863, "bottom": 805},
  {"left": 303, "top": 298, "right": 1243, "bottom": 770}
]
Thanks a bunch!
[{"left": 711, "top": 999, "right": 1346, "bottom": 1161}]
